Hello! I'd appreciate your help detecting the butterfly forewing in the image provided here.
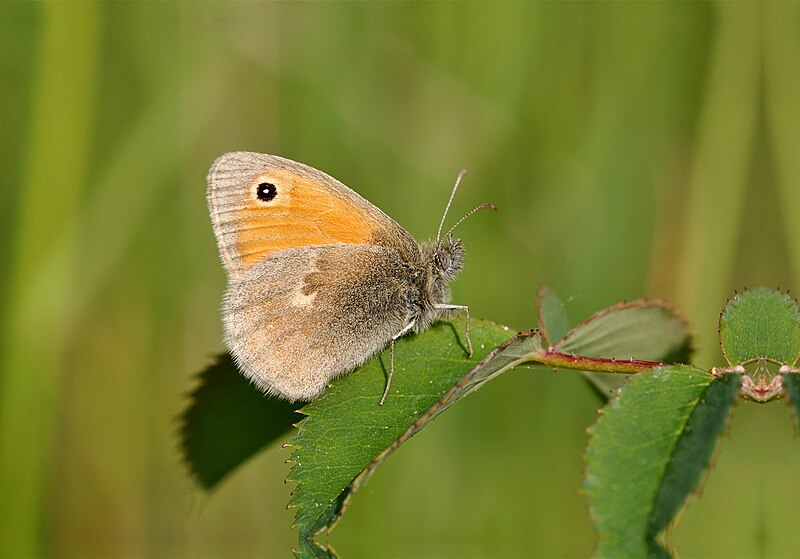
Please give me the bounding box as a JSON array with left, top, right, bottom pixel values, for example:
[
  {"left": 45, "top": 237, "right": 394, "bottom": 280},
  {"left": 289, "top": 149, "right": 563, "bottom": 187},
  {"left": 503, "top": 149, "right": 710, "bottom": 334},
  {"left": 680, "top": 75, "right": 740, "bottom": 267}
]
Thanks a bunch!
[{"left": 207, "top": 152, "right": 418, "bottom": 278}]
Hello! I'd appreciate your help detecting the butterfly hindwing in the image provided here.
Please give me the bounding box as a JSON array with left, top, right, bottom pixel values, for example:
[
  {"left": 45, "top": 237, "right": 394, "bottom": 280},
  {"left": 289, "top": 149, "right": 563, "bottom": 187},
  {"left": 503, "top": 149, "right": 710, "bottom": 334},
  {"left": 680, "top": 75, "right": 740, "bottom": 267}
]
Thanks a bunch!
[{"left": 224, "top": 244, "right": 415, "bottom": 400}]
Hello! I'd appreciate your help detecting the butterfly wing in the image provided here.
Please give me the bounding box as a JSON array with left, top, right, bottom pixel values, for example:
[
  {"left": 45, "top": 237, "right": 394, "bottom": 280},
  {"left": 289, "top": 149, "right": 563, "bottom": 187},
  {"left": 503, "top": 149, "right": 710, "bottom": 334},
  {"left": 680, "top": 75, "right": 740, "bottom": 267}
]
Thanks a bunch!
[
  {"left": 207, "top": 152, "right": 419, "bottom": 279},
  {"left": 224, "top": 243, "right": 415, "bottom": 401},
  {"left": 207, "top": 152, "right": 429, "bottom": 400}
]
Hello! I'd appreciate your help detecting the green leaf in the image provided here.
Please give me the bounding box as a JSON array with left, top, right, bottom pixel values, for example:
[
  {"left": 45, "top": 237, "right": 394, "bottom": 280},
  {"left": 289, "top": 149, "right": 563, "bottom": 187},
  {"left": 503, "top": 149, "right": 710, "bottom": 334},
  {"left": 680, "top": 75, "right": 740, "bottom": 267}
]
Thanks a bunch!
[
  {"left": 646, "top": 373, "right": 740, "bottom": 535},
  {"left": 556, "top": 300, "right": 692, "bottom": 398},
  {"left": 585, "top": 366, "right": 740, "bottom": 559},
  {"left": 719, "top": 287, "right": 800, "bottom": 365},
  {"left": 179, "top": 353, "right": 303, "bottom": 491},
  {"left": 558, "top": 300, "right": 690, "bottom": 361},
  {"left": 287, "top": 319, "right": 536, "bottom": 558},
  {"left": 537, "top": 284, "right": 571, "bottom": 345}
]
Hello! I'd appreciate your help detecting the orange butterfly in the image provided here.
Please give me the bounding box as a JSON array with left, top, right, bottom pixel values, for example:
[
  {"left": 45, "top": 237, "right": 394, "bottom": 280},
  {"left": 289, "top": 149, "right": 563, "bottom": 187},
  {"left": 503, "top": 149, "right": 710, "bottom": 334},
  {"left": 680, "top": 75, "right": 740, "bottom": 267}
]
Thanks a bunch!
[{"left": 207, "top": 152, "right": 493, "bottom": 404}]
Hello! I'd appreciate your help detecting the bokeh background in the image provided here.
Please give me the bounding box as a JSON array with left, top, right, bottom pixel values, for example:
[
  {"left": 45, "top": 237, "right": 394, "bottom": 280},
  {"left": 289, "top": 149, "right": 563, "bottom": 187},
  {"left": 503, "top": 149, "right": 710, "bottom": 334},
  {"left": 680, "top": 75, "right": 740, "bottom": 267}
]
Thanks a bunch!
[{"left": 2, "top": 2, "right": 800, "bottom": 558}]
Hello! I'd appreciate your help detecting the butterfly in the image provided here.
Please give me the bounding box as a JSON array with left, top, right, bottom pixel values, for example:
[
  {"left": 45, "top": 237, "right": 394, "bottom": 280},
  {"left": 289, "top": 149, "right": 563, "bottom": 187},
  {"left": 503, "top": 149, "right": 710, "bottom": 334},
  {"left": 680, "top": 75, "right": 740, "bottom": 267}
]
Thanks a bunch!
[{"left": 207, "top": 152, "right": 493, "bottom": 404}]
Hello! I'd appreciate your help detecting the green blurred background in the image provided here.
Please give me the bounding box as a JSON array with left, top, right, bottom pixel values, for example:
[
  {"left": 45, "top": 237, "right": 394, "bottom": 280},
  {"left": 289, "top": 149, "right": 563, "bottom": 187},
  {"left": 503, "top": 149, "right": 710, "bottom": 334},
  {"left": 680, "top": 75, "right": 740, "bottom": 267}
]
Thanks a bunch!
[{"left": 2, "top": 2, "right": 800, "bottom": 558}]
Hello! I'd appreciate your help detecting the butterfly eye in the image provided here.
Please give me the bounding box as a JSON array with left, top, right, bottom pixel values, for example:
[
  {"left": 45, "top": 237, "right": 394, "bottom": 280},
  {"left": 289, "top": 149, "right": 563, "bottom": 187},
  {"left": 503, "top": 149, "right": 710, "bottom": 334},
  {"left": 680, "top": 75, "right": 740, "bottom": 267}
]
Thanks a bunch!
[
  {"left": 437, "top": 250, "right": 451, "bottom": 271},
  {"left": 256, "top": 182, "right": 277, "bottom": 202}
]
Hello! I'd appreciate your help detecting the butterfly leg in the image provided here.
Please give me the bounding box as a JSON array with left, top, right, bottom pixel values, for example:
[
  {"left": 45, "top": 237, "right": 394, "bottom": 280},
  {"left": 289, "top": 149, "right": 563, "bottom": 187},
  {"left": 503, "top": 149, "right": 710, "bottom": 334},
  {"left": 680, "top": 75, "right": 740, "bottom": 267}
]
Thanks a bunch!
[
  {"left": 434, "top": 304, "right": 473, "bottom": 358},
  {"left": 380, "top": 320, "right": 416, "bottom": 406}
]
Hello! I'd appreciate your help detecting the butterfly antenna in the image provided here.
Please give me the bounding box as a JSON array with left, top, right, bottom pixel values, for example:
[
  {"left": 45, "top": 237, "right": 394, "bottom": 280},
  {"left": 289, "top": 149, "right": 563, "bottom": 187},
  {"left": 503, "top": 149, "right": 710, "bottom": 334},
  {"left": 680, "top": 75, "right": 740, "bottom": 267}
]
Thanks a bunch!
[
  {"left": 437, "top": 170, "right": 468, "bottom": 242},
  {"left": 445, "top": 203, "right": 497, "bottom": 240}
]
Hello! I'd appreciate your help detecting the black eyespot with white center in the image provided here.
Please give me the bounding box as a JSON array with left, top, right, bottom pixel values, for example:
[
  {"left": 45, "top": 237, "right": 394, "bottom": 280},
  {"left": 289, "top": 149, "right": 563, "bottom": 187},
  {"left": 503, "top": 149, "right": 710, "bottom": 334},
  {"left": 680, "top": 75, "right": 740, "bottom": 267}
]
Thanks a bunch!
[{"left": 256, "top": 182, "right": 277, "bottom": 202}]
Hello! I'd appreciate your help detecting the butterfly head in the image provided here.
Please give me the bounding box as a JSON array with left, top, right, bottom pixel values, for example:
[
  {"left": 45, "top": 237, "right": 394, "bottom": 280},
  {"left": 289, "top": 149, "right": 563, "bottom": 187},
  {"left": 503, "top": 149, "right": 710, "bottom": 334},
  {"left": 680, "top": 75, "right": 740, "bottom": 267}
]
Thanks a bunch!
[
  {"left": 434, "top": 236, "right": 465, "bottom": 283},
  {"left": 430, "top": 170, "right": 496, "bottom": 285}
]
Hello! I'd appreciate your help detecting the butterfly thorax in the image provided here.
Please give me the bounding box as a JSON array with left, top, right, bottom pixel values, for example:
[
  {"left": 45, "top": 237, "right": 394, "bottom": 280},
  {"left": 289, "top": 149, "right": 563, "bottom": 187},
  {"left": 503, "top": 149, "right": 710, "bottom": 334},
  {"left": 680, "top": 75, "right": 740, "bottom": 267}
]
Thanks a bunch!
[{"left": 410, "top": 238, "right": 465, "bottom": 331}]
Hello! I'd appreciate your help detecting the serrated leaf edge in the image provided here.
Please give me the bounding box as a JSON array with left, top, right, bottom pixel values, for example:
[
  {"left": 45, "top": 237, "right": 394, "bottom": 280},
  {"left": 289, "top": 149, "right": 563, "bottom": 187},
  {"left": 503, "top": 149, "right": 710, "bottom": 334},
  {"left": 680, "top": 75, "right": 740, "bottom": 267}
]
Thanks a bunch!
[{"left": 718, "top": 287, "right": 800, "bottom": 367}]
